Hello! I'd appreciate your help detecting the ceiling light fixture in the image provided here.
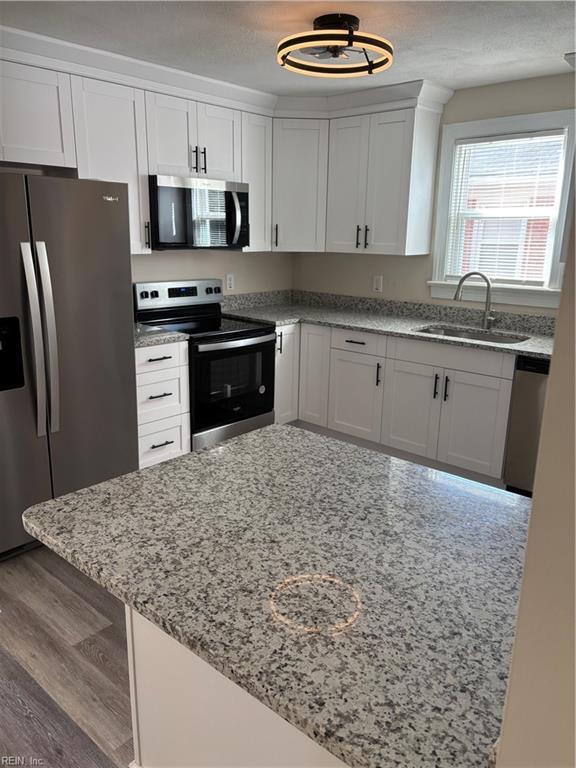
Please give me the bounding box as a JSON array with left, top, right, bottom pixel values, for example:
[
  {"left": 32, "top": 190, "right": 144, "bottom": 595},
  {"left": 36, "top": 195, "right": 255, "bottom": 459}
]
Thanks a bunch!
[{"left": 277, "top": 13, "right": 394, "bottom": 79}]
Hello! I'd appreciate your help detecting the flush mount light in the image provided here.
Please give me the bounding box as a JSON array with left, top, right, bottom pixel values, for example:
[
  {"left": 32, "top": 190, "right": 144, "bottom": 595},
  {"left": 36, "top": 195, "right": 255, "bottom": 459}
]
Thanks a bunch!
[{"left": 277, "top": 13, "right": 394, "bottom": 79}]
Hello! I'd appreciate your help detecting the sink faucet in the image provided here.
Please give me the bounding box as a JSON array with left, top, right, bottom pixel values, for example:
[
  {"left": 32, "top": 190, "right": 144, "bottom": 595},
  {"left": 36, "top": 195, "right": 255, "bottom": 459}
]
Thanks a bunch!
[{"left": 453, "top": 271, "right": 496, "bottom": 330}]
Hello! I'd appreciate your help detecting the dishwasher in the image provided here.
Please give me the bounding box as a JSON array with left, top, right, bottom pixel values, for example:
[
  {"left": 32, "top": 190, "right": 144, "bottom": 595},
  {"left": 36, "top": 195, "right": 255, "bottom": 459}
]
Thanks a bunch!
[{"left": 504, "top": 355, "right": 550, "bottom": 495}]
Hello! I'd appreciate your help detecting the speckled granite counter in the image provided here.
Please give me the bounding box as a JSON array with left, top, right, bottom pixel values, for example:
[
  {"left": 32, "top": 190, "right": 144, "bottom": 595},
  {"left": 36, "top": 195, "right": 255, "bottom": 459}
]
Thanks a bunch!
[
  {"left": 134, "top": 323, "right": 188, "bottom": 348},
  {"left": 226, "top": 305, "right": 554, "bottom": 359},
  {"left": 23, "top": 425, "right": 530, "bottom": 768}
]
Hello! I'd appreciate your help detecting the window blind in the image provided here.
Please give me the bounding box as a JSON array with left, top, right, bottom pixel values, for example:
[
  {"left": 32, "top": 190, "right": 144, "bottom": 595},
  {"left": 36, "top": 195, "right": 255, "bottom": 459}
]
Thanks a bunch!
[{"left": 445, "top": 131, "right": 566, "bottom": 286}]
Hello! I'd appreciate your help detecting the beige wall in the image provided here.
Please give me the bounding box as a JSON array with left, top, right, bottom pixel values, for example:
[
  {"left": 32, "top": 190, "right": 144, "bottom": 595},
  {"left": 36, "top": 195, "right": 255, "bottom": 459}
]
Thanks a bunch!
[
  {"left": 293, "top": 73, "right": 575, "bottom": 314},
  {"left": 496, "top": 248, "right": 575, "bottom": 766},
  {"left": 131, "top": 250, "right": 293, "bottom": 295}
]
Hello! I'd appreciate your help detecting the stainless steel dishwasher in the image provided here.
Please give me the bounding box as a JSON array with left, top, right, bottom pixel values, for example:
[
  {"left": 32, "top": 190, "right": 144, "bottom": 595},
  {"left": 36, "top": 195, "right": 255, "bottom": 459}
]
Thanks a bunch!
[{"left": 504, "top": 355, "right": 550, "bottom": 495}]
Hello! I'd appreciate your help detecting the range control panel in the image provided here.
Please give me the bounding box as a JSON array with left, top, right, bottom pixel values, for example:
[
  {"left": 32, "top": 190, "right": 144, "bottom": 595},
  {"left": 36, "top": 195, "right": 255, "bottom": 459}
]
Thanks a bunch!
[{"left": 134, "top": 279, "right": 223, "bottom": 310}]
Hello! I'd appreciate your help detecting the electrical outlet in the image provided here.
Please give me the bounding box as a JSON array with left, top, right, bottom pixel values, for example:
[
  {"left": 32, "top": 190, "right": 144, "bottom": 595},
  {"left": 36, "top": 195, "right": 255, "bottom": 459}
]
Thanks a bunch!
[
  {"left": 226, "top": 273, "right": 235, "bottom": 291},
  {"left": 373, "top": 275, "right": 383, "bottom": 293}
]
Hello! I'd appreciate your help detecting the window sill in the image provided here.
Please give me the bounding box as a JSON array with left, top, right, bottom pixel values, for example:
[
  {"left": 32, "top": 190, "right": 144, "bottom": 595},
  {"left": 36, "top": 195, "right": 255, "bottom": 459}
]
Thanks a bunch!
[{"left": 428, "top": 281, "right": 561, "bottom": 309}]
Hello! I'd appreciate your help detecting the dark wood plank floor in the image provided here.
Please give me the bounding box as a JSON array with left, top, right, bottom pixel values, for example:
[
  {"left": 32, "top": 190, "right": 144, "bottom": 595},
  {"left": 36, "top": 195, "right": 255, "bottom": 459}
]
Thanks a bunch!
[{"left": 0, "top": 547, "right": 133, "bottom": 768}]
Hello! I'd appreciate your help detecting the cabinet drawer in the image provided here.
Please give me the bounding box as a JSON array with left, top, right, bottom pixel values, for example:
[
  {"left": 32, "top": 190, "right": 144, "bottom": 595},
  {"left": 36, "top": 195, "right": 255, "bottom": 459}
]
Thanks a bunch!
[
  {"left": 331, "top": 328, "right": 387, "bottom": 357},
  {"left": 138, "top": 415, "right": 186, "bottom": 468},
  {"left": 137, "top": 367, "right": 188, "bottom": 424},
  {"left": 387, "top": 337, "right": 515, "bottom": 379},
  {"left": 135, "top": 343, "right": 182, "bottom": 374}
]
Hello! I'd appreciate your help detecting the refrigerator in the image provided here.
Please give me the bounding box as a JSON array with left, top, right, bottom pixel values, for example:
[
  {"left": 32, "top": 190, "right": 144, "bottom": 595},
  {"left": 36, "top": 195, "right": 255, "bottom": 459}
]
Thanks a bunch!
[{"left": 0, "top": 173, "right": 138, "bottom": 557}]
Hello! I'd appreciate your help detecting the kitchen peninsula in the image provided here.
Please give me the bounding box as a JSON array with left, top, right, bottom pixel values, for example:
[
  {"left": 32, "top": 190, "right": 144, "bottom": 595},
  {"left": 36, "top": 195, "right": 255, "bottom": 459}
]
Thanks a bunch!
[{"left": 23, "top": 425, "right": 530, "bottom": 768}]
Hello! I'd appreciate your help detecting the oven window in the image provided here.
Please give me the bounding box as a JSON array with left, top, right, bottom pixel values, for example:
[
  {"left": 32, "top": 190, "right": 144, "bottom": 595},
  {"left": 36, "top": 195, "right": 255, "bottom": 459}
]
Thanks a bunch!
[{"left": 192, "top": 342, "right": 275, "bottom": 432}]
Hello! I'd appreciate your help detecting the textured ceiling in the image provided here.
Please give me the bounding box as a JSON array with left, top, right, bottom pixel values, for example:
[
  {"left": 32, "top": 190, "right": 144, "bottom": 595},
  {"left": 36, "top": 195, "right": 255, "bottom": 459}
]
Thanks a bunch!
[{"left": 0, "top": 1, "right": 573, "bottom": 96}]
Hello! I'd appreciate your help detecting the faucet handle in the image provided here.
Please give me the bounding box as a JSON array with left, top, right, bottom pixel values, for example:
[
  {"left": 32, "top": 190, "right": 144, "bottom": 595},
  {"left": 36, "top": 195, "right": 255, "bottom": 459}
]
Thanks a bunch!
[{"left": 486, "top": 314, "right": 496, "bottom": 329}]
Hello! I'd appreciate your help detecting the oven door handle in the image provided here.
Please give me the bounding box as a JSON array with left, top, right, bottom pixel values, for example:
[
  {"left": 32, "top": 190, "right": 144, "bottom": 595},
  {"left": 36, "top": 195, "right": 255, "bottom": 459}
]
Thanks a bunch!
[
  {"left": 196, "top": 333, "right": 276, "bottom": 353},
  {"left": 231, "top": 191, "right": 241, "bottom": 246}
]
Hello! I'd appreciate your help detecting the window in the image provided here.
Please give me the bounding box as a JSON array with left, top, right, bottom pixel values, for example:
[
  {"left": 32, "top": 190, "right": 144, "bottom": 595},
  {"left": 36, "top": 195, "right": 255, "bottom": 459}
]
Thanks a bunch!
[{"left": 432, "top": 111, "right": 574, "bottom": 308}]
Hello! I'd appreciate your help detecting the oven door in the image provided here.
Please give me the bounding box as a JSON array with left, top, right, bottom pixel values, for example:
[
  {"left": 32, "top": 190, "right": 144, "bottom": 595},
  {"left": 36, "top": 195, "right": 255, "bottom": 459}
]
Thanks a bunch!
[{"left": 190, "top": 334, "right": 276, "bottom": 434}]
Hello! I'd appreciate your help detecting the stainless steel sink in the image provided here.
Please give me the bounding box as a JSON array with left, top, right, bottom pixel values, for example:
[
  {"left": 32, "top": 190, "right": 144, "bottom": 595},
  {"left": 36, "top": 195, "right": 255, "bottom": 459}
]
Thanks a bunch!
[{"left": 416, "top": 325, "right": 530, "bottom": 344}]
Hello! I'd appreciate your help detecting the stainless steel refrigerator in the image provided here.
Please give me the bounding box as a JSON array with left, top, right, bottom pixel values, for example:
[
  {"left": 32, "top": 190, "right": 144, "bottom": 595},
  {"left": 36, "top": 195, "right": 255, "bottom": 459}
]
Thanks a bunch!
[{"left": 0, "top": 174, "right": 138, "bottom": 557}]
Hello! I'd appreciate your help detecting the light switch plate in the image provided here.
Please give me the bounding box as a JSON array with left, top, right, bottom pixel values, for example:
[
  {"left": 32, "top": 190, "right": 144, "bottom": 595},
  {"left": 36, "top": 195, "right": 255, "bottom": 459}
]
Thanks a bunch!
[{"left": 373, "top": 275, "right": 383, "bottom": 293}]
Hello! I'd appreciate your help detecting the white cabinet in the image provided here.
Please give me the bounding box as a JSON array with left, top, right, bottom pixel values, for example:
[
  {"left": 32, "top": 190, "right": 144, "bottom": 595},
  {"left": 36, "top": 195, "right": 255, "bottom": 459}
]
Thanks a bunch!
[
  {"left": 135, "top": 342, "right": 190, "bottom": 468},
  {"left": 436, "top": 370, "right": 512, "bottom": 477},
  {"left": 146, "top": 94, "right": 241, "bottom": 180},
  {"left": 274, "top": 324, "right": 300, "bottom": 424},
  {"left": 328, "top": 349, "right": 385, "bottom": 442},
  {"left": 241, "top": 112, "right": 272, "bottom": 252},
  {"left": 298, "top": 324, "right": 330, "bottom": 426},
  {"left": 381, "top": 359, "right": 442, "bottom": 458},
  {"left": 145, "top": 92, "right": 197, "bottom": 176},
  {"left": 272, "top": 119, "right": 328, "bottom": 252},
  {"left": 326, "top": 107, "right": 441, "bottom": 256},
  {"left": 0, "top": 62, "right": 76, "bottom": 167},
  {"left": 71, "top": 77, "right": 150, "bottom": 254}
]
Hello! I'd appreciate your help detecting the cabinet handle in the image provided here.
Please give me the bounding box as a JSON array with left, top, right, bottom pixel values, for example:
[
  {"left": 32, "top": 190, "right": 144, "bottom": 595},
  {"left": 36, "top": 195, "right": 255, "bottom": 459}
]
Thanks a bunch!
[
  {"left": 147, "top": 355, "right": 173, "bottom": 362},
  {"left": 355, "top": 225, "right": 361, "bottom": 248},
  {"left": 376, "top": 362, "right": 382, "bottom": 387},
  {"left": 148, "top": 392, "right": 173, "bottom": 400},
  {"left": 144, "top": 221, "right": 151, "bottom": 249},
  {"left": 278, "top": 330, "right": 283, "bottom": 354},
  {"left": 364, "top": 225, "right": 370, "bottom": 249},
  {"left": 201, "top": 147, "right": 207, "bottom": 174},
  {"left": 345, "top": 339, "right": 366, "bottom": 345},
  {"left": 433, "top": 373, "right": 439, "bottom": 399},
  {"left": 274, "top": 224, "right": 279, "bottom": 247},
  {"left": 192, "top": 145, "right": 199, "bottom": 173},
  {"left": 443, "top": 376, "right": 450, "bottom": 401},
  {"left": 150, "top": 440, "right": 175, "bottom": 450}
]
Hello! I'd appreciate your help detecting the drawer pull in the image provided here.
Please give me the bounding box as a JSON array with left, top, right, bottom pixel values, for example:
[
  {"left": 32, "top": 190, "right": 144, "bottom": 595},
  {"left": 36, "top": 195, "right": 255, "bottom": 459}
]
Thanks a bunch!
[
  {"left": 345, "top": 339, "right": 366, "bottom": 345},
  {"left": 148, "top": 392, "right": 173, "bottom": 400},
  {"left": 147, "top": 355, "right": 173, "bottom": 362},
  {"left": 150, "top": 440, "right": 175, "bottom": 450}
]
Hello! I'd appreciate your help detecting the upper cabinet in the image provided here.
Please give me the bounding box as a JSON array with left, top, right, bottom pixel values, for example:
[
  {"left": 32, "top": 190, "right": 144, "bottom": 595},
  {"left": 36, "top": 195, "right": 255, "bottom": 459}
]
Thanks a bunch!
[
  {"left": 272, "top": 119, "right": 328, "bottom": 252},
  {"left": 71, "top": 77, "right": 150, "bottom": 255},
  {"left": 146, "top": 93, "right": 241, "bottom": 181},
  {"left": 326, "top": 107, "right": 441, "bottom": 256},
  {"left": 241, "top": 112, "right": 272, "bottom": 252},
  {"left": 0, "top": 62, "right": 76, "bottom": 167}
]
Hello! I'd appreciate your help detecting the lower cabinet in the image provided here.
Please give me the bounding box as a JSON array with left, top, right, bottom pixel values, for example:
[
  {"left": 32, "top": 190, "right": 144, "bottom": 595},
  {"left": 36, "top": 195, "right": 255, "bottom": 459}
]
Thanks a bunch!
[
  {"left": 138, "top": 415, "right": 190, "bottom": 469},
  {"left": 435, "top": 369, "right": 512, "bottom": 477},
  {"left": 328, "top": 350, "right": 385, "bottom": 441},
  {"left": 275, "top": 324, "right": 300, "bottom": 424},
  {"left": 298, "top": 324, "right": 331, "bottom": 426}
]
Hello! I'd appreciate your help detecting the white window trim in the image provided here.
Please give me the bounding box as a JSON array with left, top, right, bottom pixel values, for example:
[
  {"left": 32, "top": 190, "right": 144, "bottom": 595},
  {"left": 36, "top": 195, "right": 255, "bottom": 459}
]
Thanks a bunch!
[{"left": 430, "top": 110, "right": 575, "bottom": 309}]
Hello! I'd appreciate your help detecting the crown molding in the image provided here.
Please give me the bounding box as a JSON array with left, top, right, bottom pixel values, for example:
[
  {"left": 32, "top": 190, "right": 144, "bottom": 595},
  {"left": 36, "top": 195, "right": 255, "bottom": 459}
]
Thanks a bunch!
[{"left": 0, "top": 25, "right": 453, "bottom": 119}]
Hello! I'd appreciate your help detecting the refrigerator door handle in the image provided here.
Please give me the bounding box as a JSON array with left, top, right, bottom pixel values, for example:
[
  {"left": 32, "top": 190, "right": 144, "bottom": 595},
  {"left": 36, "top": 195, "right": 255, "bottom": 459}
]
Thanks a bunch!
[
  {"left": 19, "top": 242, "right": 48, "bottom": 438},
  {"left": 35, "top": 241, "right": 60, "bottom": 433}
]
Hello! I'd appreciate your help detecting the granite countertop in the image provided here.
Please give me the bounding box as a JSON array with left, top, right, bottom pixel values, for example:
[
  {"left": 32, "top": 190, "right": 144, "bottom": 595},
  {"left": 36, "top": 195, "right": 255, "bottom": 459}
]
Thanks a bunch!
[
  {"left": 226, "top": 305, "right": 554, "bottom": 359},
  {"left": 134, "top": 323, "right": 189, "bottom": 348},
  {"left": 23, "top": 425, "right": 530, "bottom": 768}
]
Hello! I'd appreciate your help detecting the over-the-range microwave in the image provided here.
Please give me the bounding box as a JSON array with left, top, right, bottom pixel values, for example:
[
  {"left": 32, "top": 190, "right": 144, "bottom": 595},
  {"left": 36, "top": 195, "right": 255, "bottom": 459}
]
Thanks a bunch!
[{"left": 148, "top": 175, "right": 249, "bottom": 250}]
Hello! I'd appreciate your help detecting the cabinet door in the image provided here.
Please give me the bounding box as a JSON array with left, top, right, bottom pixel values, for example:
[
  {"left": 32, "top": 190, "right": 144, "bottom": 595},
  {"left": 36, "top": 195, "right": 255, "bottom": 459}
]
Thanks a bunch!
[
  {"left": 364, "top": 110, "right": 413, "bottom": 255},
  {"left": 146, "top": 92, "right": 198, "bottom": 176},
  {"left": 326, "top": 115, "right": 369, "bottom": 252},
  {"left": 241, "top": 112, "right": 272, "bottom": 252},
  {"left": 328, "top": 350, "right": 385, "bottom": 442},
  {"left": 381, "top": 359, "right": 442, "bottom": 458},
  {"left": 437, "top": 370, "right": 512, "bottom": 478},
  {"left": 272, "top": 119, "right": 328, "bottom": 252},
  {"left": 0, "top": 62, "right": 76, "bottom": 167},
  {"left": 275, "top": 324, "right": 300, "bottom": 424},
  {"left": 197, "top": 103, "right": 241, "bottom": 180},
  {"left": 71, "top": 77, "right": 150, "bottom": 254},
  {"left": 298, "top": 324, "right": 330, "bottom": 426}
]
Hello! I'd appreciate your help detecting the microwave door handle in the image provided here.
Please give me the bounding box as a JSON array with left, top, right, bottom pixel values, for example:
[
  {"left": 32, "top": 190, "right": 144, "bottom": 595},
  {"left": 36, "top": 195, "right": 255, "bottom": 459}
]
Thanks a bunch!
[
  {"left": 19, "top": 242, "right": 48, "bottom": 437},
  {"left": 35, "top": 241, "right": 60, "bottom": 433},
  {"left": 231, "top": 191, "right": 241, "bottom": 246}
]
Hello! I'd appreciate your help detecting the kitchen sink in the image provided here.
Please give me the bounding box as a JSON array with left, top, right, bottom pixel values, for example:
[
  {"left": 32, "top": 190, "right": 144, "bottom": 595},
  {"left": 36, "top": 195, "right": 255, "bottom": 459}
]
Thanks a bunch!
[{"left": 416, "top": 325, "right": 530, "bottom": 344}]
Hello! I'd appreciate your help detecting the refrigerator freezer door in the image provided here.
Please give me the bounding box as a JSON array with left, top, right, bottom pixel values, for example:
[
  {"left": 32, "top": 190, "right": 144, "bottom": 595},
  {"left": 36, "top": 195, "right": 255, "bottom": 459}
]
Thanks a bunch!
[
  {"left": 0, "top": 174, "right": 52, "bottom": 555},
  {"left": 27, "top": 176, "right": 138, "bottom": 497}
]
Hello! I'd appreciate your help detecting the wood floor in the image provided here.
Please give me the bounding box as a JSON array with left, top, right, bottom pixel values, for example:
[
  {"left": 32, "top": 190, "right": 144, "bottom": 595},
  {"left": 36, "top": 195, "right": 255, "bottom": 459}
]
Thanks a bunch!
[{"left": 0, "top": 546, "right": 133, "bottom": 768}]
